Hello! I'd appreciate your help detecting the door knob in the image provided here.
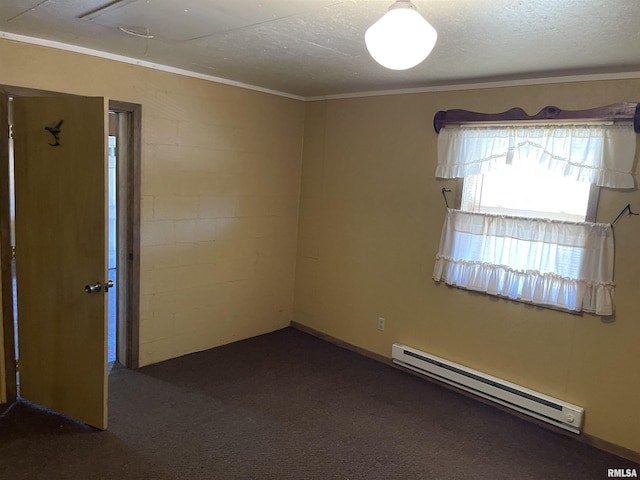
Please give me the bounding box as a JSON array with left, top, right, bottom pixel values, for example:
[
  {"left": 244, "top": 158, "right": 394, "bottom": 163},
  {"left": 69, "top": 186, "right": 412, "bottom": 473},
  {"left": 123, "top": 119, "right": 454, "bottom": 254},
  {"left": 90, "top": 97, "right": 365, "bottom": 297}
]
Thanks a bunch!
[
  {"left": 85, "top": 282, "right": 102, "bottom": 294},
  {"left": 105, "top": 279, "right": 114, "bottom": 291}
]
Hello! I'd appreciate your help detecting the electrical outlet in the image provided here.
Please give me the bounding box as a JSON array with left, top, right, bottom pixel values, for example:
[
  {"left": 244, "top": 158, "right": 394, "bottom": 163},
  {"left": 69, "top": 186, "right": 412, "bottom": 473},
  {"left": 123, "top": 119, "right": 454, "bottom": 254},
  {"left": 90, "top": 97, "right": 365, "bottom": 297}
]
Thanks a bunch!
[{"left": 377, "top": 317, "right": 385, "bottom": 331}]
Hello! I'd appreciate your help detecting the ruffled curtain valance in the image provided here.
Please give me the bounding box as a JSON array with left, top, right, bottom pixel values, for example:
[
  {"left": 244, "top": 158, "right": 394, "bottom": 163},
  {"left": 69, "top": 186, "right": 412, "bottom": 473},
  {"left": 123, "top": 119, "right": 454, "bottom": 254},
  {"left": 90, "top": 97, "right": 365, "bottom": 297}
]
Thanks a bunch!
[
  {"left": 436, "top": 125, "right": 636, "bottom": 188},
  {"left": 433, "top": 209, "right": 615, "bottom": 315}
]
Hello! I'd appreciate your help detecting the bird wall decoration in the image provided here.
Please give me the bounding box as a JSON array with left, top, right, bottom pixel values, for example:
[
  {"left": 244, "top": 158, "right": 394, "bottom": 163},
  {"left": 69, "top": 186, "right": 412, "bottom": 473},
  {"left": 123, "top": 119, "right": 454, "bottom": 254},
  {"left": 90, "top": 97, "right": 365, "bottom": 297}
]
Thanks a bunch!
[{"left": 45, "top": 120, "right": 63, "bottom": 146}]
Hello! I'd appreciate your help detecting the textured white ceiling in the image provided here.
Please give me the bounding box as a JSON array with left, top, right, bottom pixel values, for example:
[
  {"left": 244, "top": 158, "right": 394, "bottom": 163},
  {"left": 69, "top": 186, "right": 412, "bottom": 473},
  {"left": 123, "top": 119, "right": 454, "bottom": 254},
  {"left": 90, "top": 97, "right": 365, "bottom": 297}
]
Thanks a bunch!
[{"left": 1, "top": 0, "right": 639, "bottom": 98}]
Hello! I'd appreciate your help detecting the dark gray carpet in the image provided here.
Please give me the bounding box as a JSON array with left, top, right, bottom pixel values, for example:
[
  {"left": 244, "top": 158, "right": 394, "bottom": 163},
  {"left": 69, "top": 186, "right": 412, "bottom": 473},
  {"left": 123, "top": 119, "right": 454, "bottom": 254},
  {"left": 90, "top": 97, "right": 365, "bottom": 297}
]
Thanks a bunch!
[{"left": 1, "top": 327, "right": 638, "bottom": 479}]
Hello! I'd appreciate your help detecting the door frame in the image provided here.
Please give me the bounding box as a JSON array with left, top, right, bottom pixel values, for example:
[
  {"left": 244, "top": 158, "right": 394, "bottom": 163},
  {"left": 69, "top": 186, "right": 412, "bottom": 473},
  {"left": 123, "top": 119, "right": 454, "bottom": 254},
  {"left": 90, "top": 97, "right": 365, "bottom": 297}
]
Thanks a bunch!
[
  {"left": 0, "top": 85, "right": 141, "bottom": 409},
  {"left": 109, "top": 100, "right": 141, "bottom": 370}
]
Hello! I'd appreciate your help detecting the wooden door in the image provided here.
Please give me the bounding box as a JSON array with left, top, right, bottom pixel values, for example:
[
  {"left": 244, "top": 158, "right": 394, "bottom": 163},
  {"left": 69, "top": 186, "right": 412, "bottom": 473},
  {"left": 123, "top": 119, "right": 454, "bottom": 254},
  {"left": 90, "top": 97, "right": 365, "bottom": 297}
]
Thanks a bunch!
[{"left": 13, "top": 96, "right": 108, "bottom": 429}]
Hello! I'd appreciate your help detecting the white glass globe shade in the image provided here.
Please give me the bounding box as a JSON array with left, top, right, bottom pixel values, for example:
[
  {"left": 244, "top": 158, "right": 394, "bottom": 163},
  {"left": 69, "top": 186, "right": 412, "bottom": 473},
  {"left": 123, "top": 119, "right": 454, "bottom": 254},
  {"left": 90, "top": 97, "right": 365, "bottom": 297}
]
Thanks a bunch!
[{"left": 365, "top": 6, "right": 437, "bottom": 70}]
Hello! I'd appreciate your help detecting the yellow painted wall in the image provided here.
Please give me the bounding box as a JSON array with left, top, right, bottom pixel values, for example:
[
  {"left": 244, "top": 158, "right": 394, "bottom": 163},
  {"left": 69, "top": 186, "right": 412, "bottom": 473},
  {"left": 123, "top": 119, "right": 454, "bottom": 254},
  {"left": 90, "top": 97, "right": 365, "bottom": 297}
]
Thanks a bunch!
[
  {"left": 294, "top": 81, "right": 640, "bottom": 454},
  {"left": 0, "top": 38, "right": 305, "bottom": 366}
]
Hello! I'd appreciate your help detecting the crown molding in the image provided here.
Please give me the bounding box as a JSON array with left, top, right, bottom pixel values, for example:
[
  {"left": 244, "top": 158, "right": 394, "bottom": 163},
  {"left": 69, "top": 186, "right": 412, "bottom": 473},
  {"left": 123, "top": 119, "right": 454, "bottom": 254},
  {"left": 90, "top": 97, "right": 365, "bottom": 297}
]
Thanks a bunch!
[
  {"left": 3, "top": 31, "right": 640, "bottom": 103},
  {"left": 0, "top": 31, "right": 305, "bottom": 101}
]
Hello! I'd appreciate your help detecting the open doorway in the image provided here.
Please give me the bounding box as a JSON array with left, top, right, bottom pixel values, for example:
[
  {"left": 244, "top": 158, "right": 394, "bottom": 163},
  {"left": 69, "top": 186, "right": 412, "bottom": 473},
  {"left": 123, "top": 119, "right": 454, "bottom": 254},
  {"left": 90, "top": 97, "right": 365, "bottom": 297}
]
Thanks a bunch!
[
  {"left": 108, "top": 114, "right": 117, "bottom": 364},
  {"left": 9, "top": 103, "right": 118, "bottom": 373},
  {"left": 109, "top": 102, "right": 142, "bottom": 371},
  {"left": 10, "top": 110, "right": 118, "bottom": 372},
  {"left": 0, "top": 89, "right": 141, "bottom": 410}
]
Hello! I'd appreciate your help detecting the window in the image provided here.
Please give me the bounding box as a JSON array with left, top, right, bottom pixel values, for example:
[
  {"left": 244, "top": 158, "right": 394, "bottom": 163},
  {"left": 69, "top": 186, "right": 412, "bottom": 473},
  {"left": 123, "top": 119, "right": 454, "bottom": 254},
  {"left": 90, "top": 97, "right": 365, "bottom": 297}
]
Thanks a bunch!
[
  {"left": 461, "top": 164, "right": 594, "bottom": 222},
  {"left": 433, "top": 123, "right": 636, "bottom": 315}
]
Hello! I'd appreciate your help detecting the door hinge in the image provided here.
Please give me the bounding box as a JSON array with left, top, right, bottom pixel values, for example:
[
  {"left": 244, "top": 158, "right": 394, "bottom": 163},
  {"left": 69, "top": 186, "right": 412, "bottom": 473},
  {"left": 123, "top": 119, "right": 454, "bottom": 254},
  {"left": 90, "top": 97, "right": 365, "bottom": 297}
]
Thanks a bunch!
[
  {"left": 8, "top": 124, "right": 13, "bottom": 139},
  {"left": 15, "top": 359, "right": 18, "bottom": 372},
  {"left": 11, "top": 245, "right": 16, "bottom": 260}
]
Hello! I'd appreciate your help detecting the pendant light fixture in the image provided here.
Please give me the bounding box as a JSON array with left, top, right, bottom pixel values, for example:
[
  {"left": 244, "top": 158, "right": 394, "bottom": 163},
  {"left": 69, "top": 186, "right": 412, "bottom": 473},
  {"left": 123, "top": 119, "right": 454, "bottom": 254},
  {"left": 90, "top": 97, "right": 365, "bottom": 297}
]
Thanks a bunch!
[{"left": 365, "top": 0, "right": 437, "bottom": 70}]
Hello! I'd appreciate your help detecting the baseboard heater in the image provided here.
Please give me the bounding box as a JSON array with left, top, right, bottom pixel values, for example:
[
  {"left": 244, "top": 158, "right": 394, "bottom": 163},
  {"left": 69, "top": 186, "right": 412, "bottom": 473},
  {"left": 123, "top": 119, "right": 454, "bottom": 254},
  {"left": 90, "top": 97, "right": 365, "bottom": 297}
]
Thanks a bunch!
[{"left": 392, "top": 343, "right": 584, "bottom": 434}]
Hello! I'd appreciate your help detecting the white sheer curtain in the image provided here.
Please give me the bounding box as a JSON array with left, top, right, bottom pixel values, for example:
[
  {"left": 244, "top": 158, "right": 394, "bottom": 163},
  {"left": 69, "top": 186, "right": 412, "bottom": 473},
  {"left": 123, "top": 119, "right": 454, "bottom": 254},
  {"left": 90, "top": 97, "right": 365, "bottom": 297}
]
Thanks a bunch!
[
  {"left": 433, "top": 209, "right": 615, "bottom": 315},
  {"left": 433, "top": 125, "right": 636, "bottom": 315},
  {"left": 437, "top": 125, "right": 636, "bottom": 188},
  {"left": 432, "top": 123, "right": 636, "bottom": 315}
]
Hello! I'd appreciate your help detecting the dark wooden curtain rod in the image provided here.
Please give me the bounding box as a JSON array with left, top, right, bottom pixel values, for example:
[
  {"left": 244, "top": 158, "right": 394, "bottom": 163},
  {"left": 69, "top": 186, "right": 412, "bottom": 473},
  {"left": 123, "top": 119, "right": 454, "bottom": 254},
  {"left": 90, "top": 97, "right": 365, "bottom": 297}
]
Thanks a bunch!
[{"left": 433, "top": 103, "right": 640, "bottom": 134}]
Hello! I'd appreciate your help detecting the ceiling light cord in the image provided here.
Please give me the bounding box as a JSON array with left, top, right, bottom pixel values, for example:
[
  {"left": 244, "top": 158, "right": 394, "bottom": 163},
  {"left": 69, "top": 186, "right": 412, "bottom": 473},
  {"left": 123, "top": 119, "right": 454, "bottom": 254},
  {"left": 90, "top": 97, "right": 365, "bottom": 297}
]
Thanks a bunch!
[{"left": 119, "top": 27, "right": 154, "bottom": 39}]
